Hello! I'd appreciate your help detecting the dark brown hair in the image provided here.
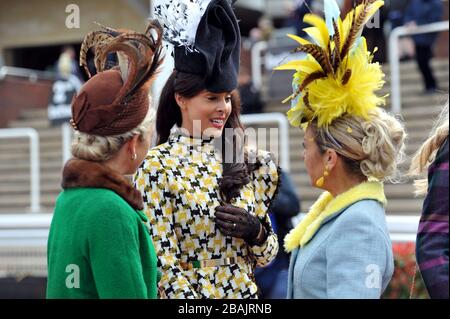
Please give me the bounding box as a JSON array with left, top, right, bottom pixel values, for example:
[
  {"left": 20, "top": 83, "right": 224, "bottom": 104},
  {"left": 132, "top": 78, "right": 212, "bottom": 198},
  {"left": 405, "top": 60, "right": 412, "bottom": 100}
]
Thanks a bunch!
[{"left": 156, "top": 70, "right": 258, "bottom": 203}]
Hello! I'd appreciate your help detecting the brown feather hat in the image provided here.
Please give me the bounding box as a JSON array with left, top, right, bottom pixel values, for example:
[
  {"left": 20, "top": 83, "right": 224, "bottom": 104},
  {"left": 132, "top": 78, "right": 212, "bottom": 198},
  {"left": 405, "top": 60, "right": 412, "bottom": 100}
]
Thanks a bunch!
[{"left": 71, "top": 20, "right": 164, "bottom": 136}]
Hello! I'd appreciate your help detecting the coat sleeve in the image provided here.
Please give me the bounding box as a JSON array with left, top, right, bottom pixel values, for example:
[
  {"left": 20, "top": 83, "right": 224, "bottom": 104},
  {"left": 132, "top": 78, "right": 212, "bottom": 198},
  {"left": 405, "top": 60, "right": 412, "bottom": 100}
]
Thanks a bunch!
[
  {"left": 416, "top": 139, "right": 449, "bottom": 299},
  {"left": 86, "top": 201, "right": 149, "bottom": 299},
  {"left": 134, "top": 154, "right": 199, "bottom": 299},
  {"left": 248, "top": 150, "right": 280, "bottom": 267},
  {"left": 325, "top": 202, "right": 394, "bottom": 299}
]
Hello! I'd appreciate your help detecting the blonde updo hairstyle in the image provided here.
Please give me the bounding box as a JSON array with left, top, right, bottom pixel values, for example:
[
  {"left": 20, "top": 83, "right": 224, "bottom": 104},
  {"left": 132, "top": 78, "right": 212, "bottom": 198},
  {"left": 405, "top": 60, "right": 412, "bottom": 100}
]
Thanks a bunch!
[
  {"left": 311, "top": 108, "right": 407, "bottom": 183},
  {"left": 71, "top": 108, "right": 155, "bottom": 162}
]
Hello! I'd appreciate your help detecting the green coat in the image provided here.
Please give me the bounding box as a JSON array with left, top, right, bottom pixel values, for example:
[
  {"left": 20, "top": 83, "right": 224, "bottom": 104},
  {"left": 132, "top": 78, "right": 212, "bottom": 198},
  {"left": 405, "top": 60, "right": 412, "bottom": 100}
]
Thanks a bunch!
[{"left": 47, "top": 188, "right": 159, "bottom": 299}]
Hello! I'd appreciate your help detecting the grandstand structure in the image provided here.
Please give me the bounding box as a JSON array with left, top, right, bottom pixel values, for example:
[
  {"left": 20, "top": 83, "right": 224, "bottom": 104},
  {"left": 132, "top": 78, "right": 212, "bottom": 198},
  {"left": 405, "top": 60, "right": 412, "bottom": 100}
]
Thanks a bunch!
[{"left": 1, "top": 60, "right": 448, "bottom": 215}]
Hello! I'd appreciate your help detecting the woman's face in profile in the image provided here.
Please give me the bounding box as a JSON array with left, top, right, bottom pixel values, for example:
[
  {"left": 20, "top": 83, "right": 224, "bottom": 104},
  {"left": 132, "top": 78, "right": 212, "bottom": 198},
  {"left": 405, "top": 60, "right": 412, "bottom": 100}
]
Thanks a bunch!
[{"left": 303, "top": 125, "right": 326, "bottom": 188}]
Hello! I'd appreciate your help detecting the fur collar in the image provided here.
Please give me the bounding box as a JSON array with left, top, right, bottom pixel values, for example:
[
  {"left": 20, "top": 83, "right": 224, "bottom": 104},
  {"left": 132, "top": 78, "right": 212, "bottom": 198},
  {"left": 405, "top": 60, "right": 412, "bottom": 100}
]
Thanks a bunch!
[
  {"left": 62, "top": 159, "right": 144, "bottom": 210},
  {"left": 284, "top": 181, "right": 386, "bottom": 252}
]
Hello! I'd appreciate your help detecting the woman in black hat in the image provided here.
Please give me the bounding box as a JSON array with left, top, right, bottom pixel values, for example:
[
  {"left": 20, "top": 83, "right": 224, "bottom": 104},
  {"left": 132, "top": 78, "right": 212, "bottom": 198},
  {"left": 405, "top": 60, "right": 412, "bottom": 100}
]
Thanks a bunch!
[{"left": 134, "top": 0, "right": 280, "bottom": 299}]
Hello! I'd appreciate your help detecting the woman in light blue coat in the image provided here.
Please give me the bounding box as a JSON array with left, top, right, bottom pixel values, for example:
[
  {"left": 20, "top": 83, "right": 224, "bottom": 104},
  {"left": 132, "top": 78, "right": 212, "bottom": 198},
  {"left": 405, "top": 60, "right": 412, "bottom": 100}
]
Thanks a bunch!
[
  {"left": 283, "top": 111, "right": 406, "bottom": 299},
  {"left": 275, "top": 0, "right": 407, "bottom": 299}
]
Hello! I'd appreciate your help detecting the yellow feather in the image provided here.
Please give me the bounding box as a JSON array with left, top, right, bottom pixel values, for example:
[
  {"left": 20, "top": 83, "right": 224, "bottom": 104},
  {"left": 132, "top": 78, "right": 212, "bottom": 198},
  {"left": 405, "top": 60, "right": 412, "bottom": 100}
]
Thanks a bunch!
[
  {"left": 304, "top": 27, "right": 328, "bottom": 48},
  {"left": 365, "top": 1, "right": 385, "bottom": 24},
  {"left": 303, "top": 14, "right": 329, "bottom": 47},
  {"left": 287, "top": 33, "right": 311, "bottom": 45},
  {"left": 274, "top": 59, "right": 322, "bottom": 73}
]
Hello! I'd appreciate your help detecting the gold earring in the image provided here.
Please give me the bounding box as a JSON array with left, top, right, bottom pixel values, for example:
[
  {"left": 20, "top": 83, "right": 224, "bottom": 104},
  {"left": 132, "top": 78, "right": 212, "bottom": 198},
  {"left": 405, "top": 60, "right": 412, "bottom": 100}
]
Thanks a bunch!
[
  {"left": 315, "top": 166, "right": 329, "bottom": 188},
  {"left": 131, "top": 153, "right": 137, "bottom": 160}
]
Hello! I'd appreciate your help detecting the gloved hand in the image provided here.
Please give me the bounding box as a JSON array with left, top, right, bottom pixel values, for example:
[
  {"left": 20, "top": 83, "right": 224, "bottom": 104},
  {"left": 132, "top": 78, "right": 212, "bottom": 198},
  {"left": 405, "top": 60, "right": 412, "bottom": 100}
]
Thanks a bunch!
[{"left": 214, "top": 204, "right": 266, "bottom": 246}]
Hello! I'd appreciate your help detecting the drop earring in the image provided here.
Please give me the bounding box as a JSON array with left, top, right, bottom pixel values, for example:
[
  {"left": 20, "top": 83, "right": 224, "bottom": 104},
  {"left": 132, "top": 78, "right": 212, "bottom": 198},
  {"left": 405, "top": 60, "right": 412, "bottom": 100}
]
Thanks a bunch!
[{"left": 315, "top": 166, "right": 329, "bottom": 188}]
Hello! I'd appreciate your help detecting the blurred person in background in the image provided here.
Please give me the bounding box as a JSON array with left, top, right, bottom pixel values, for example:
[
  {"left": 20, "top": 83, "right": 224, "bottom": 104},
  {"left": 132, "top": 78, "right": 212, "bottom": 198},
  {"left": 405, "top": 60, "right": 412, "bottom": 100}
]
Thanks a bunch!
[
  {"left": 284, "top": 0, "right": 316, "bottom": 37},
  {"left": 386, "top": 0, "right": 415, "bottom": 61},
  {"left": 255, "top": 169, "right": 300, "bottom": 299},
  {"left": 56, "top": 46, "right": 84, "bottom": 82},
  {"left": 238, "top": 65, "right": 264, "bottom": 114},
  {"left": 409, "top": 102, "right": 449, "bottom": 299},
  {"left": 249, "top": 15, "right": 275, "bottom": 44},
  {"left": 404, "top": 0, "right": 444, "bottom": 94},
  {"left": 47, "top": 22, "right": 163, "bottom": 299}
]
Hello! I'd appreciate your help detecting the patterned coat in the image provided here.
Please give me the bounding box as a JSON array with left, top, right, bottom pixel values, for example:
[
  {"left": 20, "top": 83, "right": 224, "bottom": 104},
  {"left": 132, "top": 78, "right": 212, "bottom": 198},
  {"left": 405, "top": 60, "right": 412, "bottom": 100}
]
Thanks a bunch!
[
  {"left": 134, "top": 132, "right": 280, "bottom": 299},
  {"left": 416, "top": 137, "right": 449, "bottom": 299}
]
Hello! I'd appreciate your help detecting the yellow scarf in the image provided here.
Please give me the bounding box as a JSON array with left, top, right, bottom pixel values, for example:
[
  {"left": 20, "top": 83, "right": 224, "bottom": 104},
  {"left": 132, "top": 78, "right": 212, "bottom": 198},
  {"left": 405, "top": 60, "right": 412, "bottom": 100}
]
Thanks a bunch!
[{"left": 284, "top": 181, "right": 387, "bottom": 252}]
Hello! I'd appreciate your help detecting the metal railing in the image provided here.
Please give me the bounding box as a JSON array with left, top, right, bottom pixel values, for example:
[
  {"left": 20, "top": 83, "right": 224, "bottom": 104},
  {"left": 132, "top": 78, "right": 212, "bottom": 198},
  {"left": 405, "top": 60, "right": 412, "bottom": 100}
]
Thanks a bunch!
[
  {"left": 0, "top": 214, "right": 52, "bottom": 247},
  {"left": 0, "top": 128, "right": 40, "bottom": 213},
  {"left": 241, "top": 112, "right": 290, "bottom": 173},
  {"left": 0, "top": 66, "right": 56, "bottom": 82},
  {"left": 251, "top": 41, "right": 268, "bottom": 91},
  {"left": 61, "top": 113, "right": 291, "bottom": 172},
  {"left": 389, "top": 20, "right": 449, "bottom": 114},
  {"left": 293, "top": 214, "right": 420, "bottom": 243},
  {"left": 62, "top": 123, "right": 73, "bottom": 164}
]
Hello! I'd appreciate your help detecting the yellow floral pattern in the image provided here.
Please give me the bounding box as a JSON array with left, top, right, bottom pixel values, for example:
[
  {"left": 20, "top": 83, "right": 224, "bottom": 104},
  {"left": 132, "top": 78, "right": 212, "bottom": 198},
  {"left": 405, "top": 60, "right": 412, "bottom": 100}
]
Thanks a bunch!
[{"left": 134, "top": 133, "right": 280, "bottom": 299}]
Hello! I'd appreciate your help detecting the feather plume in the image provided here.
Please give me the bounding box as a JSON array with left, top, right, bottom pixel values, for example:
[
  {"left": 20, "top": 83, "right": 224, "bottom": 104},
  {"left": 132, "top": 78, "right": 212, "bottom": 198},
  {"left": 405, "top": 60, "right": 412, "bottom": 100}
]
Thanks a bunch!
[
  {"left": 154, "top": 0, "right": 212, "bottom": 52},
  {"left": 79, "top": 20, "right": 164, "bottom": 102},
  {"left": 294, "top": 44, "right": 333, "bottom": 74},
  {"left": 275, "top": 0, "right": 386, "bottom": 128}
]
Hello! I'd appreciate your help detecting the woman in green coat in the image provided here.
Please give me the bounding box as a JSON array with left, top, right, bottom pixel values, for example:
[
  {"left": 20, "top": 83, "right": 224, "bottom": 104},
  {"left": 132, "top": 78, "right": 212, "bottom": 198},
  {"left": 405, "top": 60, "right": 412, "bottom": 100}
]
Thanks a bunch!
[{"left": 46, "top": 21, "right": 164, "bottom": 299}]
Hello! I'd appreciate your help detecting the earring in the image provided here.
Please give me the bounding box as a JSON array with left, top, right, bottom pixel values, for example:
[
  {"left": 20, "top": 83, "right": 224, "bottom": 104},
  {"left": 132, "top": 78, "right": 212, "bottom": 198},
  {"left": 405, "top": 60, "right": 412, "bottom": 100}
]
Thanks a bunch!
[
  {"left": 131, "top": 153, "right": 137, "bottom": 161},
  {"left": 315, "top": 166, "right": 329, "bottom": 188}
]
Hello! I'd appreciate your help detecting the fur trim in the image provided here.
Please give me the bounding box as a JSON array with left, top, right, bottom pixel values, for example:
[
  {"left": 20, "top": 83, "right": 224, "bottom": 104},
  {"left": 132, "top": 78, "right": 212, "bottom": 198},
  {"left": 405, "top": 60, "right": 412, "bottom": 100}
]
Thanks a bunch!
[
  {"left": 62, "top": 159, "right": 144, "bottom": 210},
  {"left": 284, "top": 181, "right": 386, "bottom": 252}
]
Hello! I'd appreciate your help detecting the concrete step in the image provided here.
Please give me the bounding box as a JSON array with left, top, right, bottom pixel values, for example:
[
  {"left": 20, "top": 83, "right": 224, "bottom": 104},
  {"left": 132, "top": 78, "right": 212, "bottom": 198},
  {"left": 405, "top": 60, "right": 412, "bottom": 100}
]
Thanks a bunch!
[
  {"left": 264, "top": 100, "right": 445, "bottom": 116},
  {"left": 0, "top": 194, "right": 56, "bottom": 208},
  {"left": 381, "top": 59, "right": 449, "bottom": 73},
  {"left": 293, "top": 178, "right": 419, "bottom": 198},
  {"left": 18, "top": 108, "right": 49, "bottom": 120},
  {"left": 0, "top": 172, "right": 60, "bottom": 184},
  {"left": 0, "top": 207, "right": 54, "bottom": 214},
  {"left": 299, "top": 198, "right": 424, "bottom": 215},
  {"left": 9, "top": 118, "right": 52, "bottom": 130},
  {"left": 0, "top": 129, "right": 64, "bottom": 145},
  {"left": 384, "top": 67, "right": 448, "bottom": 83},
  {"left": 264, "top": 69, "right": 449, "bottom": 103},
  {"left": 0, "top": 161, "right": 62, "bottom": 174},
  {"left": 0, "top": 150, "right": 63, "bottom": 162},
  {"left": 0, "top": 140, "right": 62, "bottom": 153},
  {"left": 0, "top": 183, "right": 61, "bottom": 195},
  {"left": 379, "top": 82, "right": 449, "bottom": 97}
]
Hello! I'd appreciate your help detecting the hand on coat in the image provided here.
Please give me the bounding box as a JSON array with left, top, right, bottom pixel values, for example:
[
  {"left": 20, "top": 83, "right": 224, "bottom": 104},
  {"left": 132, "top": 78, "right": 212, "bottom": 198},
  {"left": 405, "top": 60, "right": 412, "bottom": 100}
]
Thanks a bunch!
[{"left": 214, "top": 204, "right": 266, "bottom": 246}]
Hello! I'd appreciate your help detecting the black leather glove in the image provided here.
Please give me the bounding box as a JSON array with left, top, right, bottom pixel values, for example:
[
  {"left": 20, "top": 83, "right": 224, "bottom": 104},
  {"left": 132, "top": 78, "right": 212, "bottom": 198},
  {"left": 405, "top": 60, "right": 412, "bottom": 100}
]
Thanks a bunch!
[{"left": 214, "top": 204, "right": 266, "bottom": 246}]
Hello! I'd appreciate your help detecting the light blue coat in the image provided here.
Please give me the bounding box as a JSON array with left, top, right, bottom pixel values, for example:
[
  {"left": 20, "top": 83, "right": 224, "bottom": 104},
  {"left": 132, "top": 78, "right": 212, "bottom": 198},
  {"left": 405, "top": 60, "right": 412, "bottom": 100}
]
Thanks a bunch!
[{"left": 287, "top": 199, "right": 394, "bottom": 299}]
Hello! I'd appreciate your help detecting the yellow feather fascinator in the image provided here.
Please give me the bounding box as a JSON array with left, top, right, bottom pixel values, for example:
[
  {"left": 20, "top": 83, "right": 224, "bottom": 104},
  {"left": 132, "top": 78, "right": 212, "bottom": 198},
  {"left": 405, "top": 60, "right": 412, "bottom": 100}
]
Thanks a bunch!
[{"left": 275, "top": 0, "right": 386, "bottom": 128}]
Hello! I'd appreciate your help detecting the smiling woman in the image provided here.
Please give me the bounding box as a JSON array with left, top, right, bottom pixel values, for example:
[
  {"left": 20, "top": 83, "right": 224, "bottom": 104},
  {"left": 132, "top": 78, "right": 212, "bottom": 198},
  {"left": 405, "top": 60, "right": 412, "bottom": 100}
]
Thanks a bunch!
[{"left": 134, "top": 0, "right": 280, "bottom": 299}]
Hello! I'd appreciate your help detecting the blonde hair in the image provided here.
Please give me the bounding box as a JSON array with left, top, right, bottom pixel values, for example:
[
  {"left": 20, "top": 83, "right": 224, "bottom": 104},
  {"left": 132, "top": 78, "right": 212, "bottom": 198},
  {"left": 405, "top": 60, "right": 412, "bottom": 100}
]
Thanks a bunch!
[
  {"left": 71, "top": 108, "right": 155, "bottom": 162},
  {"left": 312, "top": 108, "right": 407, "bottom": 183},
  {"left": 409, "top": 101, "right": 449, "bottom": 195}
]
